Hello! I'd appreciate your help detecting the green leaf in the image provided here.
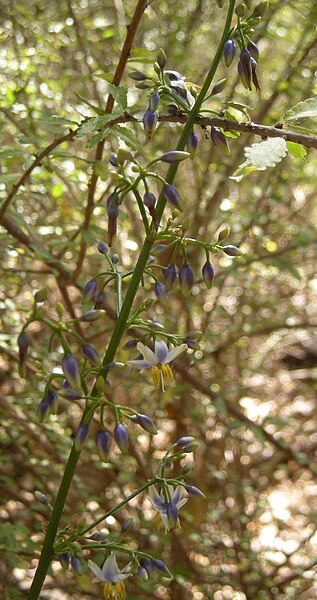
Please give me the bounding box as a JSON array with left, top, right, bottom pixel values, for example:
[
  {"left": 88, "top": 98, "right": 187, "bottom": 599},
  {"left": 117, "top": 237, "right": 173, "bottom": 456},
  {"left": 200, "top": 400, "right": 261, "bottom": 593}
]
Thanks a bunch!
[
  {"left": 285, "top": 97, "right": 317, "bottom": 121},
  {"left": 286, "top": 141, "right": 307, "bottom": 161},
  {"left": 107, "top": 84, "right": 128, "bottom": 110},
  {"left": 244, "top": 137, "right": 288, "bottom": 169},
  {"left": 112, "top": 125, "right": 141, "bottom": 150},
  {"left": 85, "top": 127, "right": 111, "bottom": 149},
  {"left": 76, "top": 110, "right": 121, "bottom": 137},
  {"left": 128, "top": 47, "right": 154, "bottom": 63}
]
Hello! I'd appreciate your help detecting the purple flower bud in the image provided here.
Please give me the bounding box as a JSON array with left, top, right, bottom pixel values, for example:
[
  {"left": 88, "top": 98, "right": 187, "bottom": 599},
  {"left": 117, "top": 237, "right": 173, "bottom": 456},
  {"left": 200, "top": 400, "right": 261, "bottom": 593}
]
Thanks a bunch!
[
  {"left": 98, "top": 241, "right": 109, "bottom": 255},
  {"left": 135, "top": 81, "right": 152, "bottom": 90},
  {"left": 128, "top": 70, "right": 148, "bottom": 81},
  {"left": 184, "top": 337, "right": 200, "bottom": 350},
  {"left": 80, "top": 309, "right": 104, "bottom": 322},
  {"left": 109, "top": 152, "right": 119, "bottom": 167},
  {"left": 238, "top": 59, "right": 250, "bottom": 90},
  {"left": 167, "top": 104, "right": 178, "bottom": 115},
  {"left": 46, "top": 389, "right": 58, "bottom": 415},
  {"left": 247, "top": 40, "right": 260, "bottom": 61},
  {"left": 38, "top": 397, "right": 49, "bottom": 422},
  {"left": 159, "top": 151, "right": 190, "bottom": 164},
  {"left": 164, "top": 263, "right": 177, "bottom": 290},
  {"left": 35, "top": 490, "right": 49, "bottom": 504},
  {"left": 136, "top": 413, "right": 158, "bottom": 435},
  {"left": 34, "top": 288, "right": 48, "bottom": 303},
  {"left": 154, "top": 281, "right": 171, "bottom": 309},
  {"left": 121, "top": 517, "right": 134, "bottom": 534},
  {"left": 163, "top": 183, "right": 182, "bottom": 210},
  {"left": 222, "top": 244, "right": 241, "bottom": 256},
  {"left": 111, "top": 253, "right": 119, "bottom": 264},
  {"left": 176, "top": 436, "right": 199, "bottom": 452},
  {"left": 211, "top": 127, "right": 230, "bottom": 156},
  {"left": 179, "top": 263, "right": 194, "bottom": 297},
  {"left": 60, "top": 387, "right": 82, "bottom": 400},
  {"left": 184, "top": 485, "right": 206, "bottom": 498},
  {"left": 82, "top": 279, "right": 97, "bottom": 305},
  {"left": 17, "top": 331, "right": 30, "bottom": 377},
  {"left": 166, "top": 503, "right": 178, "bottom": 528},
  {"left": 94, "top": 290, "right": 106, "bottom": 309},
  {"left": 202, "top": 261, "right": 215, "bottom": 289},
  {"left": 186, "top": 131, "right": 198, "bottom": 159},
  {"left": 138, "top": 566, "right": 149, "bottom": 581},
  {"left": 157, "top": 48, "right": 167, "bottom": 70},
  {"left": 82, "top": 343, "right": 101, "bottom": 365},
  {"left": 143, "top": 108, "right": 157, "bottom": 140},
  {"left": 62, "top": 355, "right": 81, "bottom": 390},
  {"left": 140, "top": 558, "right": 155, "bottom": 575},
  {"left": 143, "top": 192, "right": 156, "bottom": 208},
  {"left": 75, "top": 423, "right": 89, "bottom": 451},
  {"left": 181, "top": 462, "right": 194, "bottom": 474},
  {"left": 149, "top": 92, "right": 160, "bottom": 112},
  {"left": 224, "top": 39, "right": 236, "bottom": 66},
  {"left": 107, "top": 193, "right": 119, "bottom": 246},
  {"left": 251, "top": 58, "right": 261, "bottom": 91},
  {"left": 114, "top": 422, "right": 129, "bottom": 453},
  {"left": 152, "top": 558, "right": 172, "bottom": 578},
  {"left": 122, "top": 338, "right": 138, "bottom": 350},
  {"left": 59, "top": 552, "right": 70, "bottom": 570},
  {"left": 71, "top": 555, "right": 83, "bottom": 575},
  {"left": 96, "top": 429, "right": 112, "bottom": 462},
  {"left": 87, "top": 532, "right": 108, "bottom": 541},
  {"left": 212, "top": 78, "right": 227, "bottom": 95},
  {"left": 239, "top": 48, "right": 252, "bottom": 90}
]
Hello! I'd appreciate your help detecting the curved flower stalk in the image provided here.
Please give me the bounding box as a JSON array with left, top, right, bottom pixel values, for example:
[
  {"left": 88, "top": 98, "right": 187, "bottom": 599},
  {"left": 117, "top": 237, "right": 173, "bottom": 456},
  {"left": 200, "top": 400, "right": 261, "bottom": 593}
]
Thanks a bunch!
[
  {"left": 149, "top": 484, "right": 188, "bottom": 531},
  {"left": 126, "top": 339, "right": 187, "bottom": 391},
  {"left": 88, "top": 553, "right": 131, "bottom": 600}
]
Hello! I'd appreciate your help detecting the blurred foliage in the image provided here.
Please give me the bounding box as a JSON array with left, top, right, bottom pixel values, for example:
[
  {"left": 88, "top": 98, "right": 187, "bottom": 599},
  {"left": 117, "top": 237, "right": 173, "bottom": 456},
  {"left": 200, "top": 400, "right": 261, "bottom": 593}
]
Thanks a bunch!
[{"left": 0, "top": 0, "right": 317, "bottom": 599}]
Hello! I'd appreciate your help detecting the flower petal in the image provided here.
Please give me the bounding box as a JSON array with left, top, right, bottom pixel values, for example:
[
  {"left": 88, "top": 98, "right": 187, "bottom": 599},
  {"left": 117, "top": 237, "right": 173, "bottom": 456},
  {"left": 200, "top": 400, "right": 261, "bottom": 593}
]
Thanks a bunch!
[
  {"left": 101, "top": 553, "right": 120, "bottom": 582},
  {"left": 126, "top": 359, "right": 152, "bottom": 370},
  {"left": 155, "top": 340, "right": 169, "bottom": 363},
  {"left": 137, "top": 342, "right": 158, "bottom": 365},
  {"left": 171, "top": 485, "right": 184, "bottom": 505},
  {"left": 164, "top": 343, "right": 188, "bottom": 363},
  {"left": 149, "top": 485, "right": 165, "bottom": 510},
  {"left": 88, "top": 559, "right": 103, "bottom": 581}
]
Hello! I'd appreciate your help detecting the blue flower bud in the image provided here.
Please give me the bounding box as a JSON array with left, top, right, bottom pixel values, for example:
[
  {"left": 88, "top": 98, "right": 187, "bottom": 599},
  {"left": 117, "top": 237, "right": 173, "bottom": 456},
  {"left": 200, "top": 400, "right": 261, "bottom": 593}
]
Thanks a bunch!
[
  {"left": 59, "top": 552, "right": 70, "bottom": 570},
  {"left": 143, "top": 192, "right": 156, "bottom": 208},
  {"left": 154, "top": 281, "right": 171, "bottom": 309},
  {"left": 82, "top": 279, "right": 97, "bottom": 305},
  {"left": 167, "top": 103, "right": 178, "bottom": 115},
  {"left": 143, "top": 108, "right": 157, "bottom": 139},
  {"left": 222, "top": 244, "right": 241, "bottom": 256},
  {"left": 75, "top": 423, "right": 89, "bottom": 451},
  {"left": 181, "top": 462, "right": 194, "bottom": 474},
  {"left": 128, "top": 70, "right": 148, "bottom": 81},
  {"left": 238, "top": 59, "right": 250, "bottom": 90},
  {"left": 202, "top": 261, "right": 215, "bottom": 289},
  {"left": 109, "top": 152, "right": 119, "bottom": 167},
  {"left": 94, "top": 290, "right": 105, "bottom": 309},
  {"left": 17, "top": 331, "right": 30, "bottom": 378},
  {"left": 98, "top": 241, "right": 109, "bottom": 255},
  {"left": 163, "top": 183, "right": 182, "bottom": 210},
  {"left": 46, "top": 389, "right": 58, "bottom": 414},
  {"left": 239, "top": 48, "right": 252, "bottom": 90},
  {"left": 71, "top": 554, "right": 83, "bottom": 575},
  {"left": 107, "top": 193, "right": 119, "bottom": 246},
  {"left": 164, "top": 263, "right": 177, "bottom": 290},
  {"left": 158, "top": 151, "right": 190, "bottom": 164},
  {"left": 211, "top": 127, "right": 230, "bottom": 156},
  {"left": 175, "top": 436, "right": 198, "bottom": 452},
  {"left": 35, "top": 490, "right": 49, "bottom": 504},
  {"left": 157, "top": 48, "right": 167, "bottom": 69},
  {"left": 224, "top": 39, "right": 236, "bottom": 66},
  {"left": 38, "top": 397, "right": 49, "bottom": 422},
  {"left": 186, "top": 131, "right": 198, "bottom": 159},
  {"left": 34, "top": 288, "right": 48, "bottom": 303},
  {"left": 140, "top": 558, "right": 155, "bottom": 575},
  {"left": 138, "top": 566, "right": 149, "bottom": 581},
  {"left": 96, "top": 429, "right": 112, "bottom": 462},
  {"left": 114, "top": 422, "right": 129, "bottom": 453},
  {"left": 122, "top": 338, "right": 138, "bottom": 350},
  {"left": 62, "top": 355, "right": 81, "bottom": 390},
  {"left": 247, "top": 40, "right": 260, "bottom": 61},
  {"left": 121, "top": 517, "right": 134, "bottom": 533},
  {"left": 184, "top": 485, "right": 206, "bottom": 498},
  {"left": 60, "top": 387, "right": 82, "bottom": 400},
  {"left": 179, "top": 263, "right": 194, "bottom": 297},
  {"left": 82, "top": 343, "right": 101, "bottom": 365},
  {"left": 87, "top": 532, "right": 108, "bottom": 541},
  {"left": 80, "top": 309, "right": 105, "bottom": 322},
  {"left": 251, "top": 58, "right": 261, "bottom": 91},
  {"left": 166, "top": 502, "right": 178, "bottom": 528},
  {"left": 136, "top": 413, "right": 158, "bottom": 435},
  {"left": 152, "top": 558, "right": 172, "bottom": 578},
  {"left": 149, "top": 92, "right": 160, "bottom": 112}
]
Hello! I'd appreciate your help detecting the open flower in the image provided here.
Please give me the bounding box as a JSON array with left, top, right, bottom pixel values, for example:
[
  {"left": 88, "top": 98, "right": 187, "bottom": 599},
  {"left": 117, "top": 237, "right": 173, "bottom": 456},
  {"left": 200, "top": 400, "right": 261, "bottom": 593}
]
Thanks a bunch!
[
  {"left": 88, "top": 553, "right": 131, "bottom": 600},
  {"left": 126, "top": 340, "right": 187, "bottom": 391},
  {"left": 149, "top": 484, "right": 188, "bottom": 531}
]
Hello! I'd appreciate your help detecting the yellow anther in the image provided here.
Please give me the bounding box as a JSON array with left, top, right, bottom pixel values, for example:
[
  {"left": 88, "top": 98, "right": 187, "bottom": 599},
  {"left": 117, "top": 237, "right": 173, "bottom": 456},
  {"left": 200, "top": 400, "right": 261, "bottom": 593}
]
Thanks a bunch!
[
  {"left": 151, "top": 366, "right": 161, "bottom": 388},
  {"left": 161, "top": 364, "right": 174, "bottom": 385}
]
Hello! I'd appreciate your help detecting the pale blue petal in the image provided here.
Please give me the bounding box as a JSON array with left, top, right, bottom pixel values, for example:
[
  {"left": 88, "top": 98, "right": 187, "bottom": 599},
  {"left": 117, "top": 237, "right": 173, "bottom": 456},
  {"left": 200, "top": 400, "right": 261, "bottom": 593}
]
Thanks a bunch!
[
  {"left": 149, "top": 486, "right": 165, "bottom": 510},
  {"left": 137, "top": 342, "right": 158, "bottom": 365},
  {"left": 88, "top": 560, "right": 103, "bottom": 581},
  {"left": 101, "top": 553, "right": 120, "bottom": 582},
  {"left": 126, "top": 359, "right": 152, "bottom": 370},
  {"left": 164, "top": 343, "right": 187, "bottom": 363},
  {"left": 155, "top": 340, "right": 168, "bottom": 363}
]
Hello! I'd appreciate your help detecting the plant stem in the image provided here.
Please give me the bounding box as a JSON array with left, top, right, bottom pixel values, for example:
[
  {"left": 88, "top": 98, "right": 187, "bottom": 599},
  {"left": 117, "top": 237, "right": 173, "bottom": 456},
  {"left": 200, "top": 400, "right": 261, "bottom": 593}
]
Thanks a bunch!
[{"left": 28, "top": 3, "right": 235, "bottom": 597}]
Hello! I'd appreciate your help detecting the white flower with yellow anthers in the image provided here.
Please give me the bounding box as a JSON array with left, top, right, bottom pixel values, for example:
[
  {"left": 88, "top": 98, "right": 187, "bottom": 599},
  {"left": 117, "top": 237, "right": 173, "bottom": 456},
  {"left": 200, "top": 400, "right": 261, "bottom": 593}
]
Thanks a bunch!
[
  {"left": 126, "top": 340, "right": 188, "bottom": 391},
  {"left": 88, "top": 553, "right": 131, "bottom": 600}
]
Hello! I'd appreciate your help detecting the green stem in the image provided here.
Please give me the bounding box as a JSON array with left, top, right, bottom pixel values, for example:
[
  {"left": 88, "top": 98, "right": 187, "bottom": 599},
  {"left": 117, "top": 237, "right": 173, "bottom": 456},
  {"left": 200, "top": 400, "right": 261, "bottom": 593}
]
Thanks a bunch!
[{"left": 28, "top": 3, "right": 235, "bottom": 597}]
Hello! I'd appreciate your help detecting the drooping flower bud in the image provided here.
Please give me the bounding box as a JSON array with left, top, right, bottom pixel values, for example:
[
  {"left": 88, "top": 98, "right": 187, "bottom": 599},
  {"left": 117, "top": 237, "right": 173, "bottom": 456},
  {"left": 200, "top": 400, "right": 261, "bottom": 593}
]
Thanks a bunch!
[
  {"left": 38, "top": 390, "right": 58, "bottom": 422},
  {"left": 71, "top": 554, "right": 83, "bottom": 575},
  {"left": 181, "top": 462, "right": 194, "bottom": 475},
  {"left": 138, "top": 566, "right": 149, "bottom": 581},
  {"left": 94, "top": 290, "right": 105, "bottom": 309},
  {"left": 149, "top": 92, "right": 160, "bottom": 112},
  {"left": 179, "top": 263, "right": 194, "bottom": 297},
  {"left": 114, "top": 422, "right": 129, "bottom": 453},
  {"left": 38, "top": 397, "right": 49, "bottom": 422},
  {"left": 80, "top": 309, "right": 105, "bottom": 322},
  {"left": 35, "top": 490, "right": 49, "bottom": 504},
  {"left": 164, "top": 263, "right": 177, "bottom": 290},
  {"left": 107, "top": 193, "right": 119, "bottom": 246},
  {"left": 154, "top": 281, "right": 171, "bottom": 309},
  {"left": 212, "top": 78, "right": 227, "bottom": 95},
  {"left": 143, "top": 192, "right": 156, "bottom": 208},
  {"left": 202, "top": 261, "right": 215, "bottom": 289},
  {"left": 82, "top": 279, "right": 97, "bottom": 305},
  {"left": 109, "top": 152, "right": 119, "bottom": 167},
  {"left": 75, "top": 423, "right": 89, "bottom": 451},
  {"left": 162, "top": 183, "right": 182, "bottom": 210},
  {"left": 59, "top": 552, "right": 70, "bottom": 570},
  {"left": 98, "top": 241, "right": 109, "bottom": 255},
  {"left": 184, "top": 485, "right": 206, "bottom": 498},
  {"left": 211, "top": 127, "right": 231, "bottom": 156},
  {"left": 143, "top": 108, "right": 157, "bottom": 140},
  {"left": 175, "top": 436, "right": 198, "bottom": 452},
  {"left": 222, "top": 244, "right": 241, "bottom": 256},
  {"left": 17, "top": 331, "right": 30, "bottom": 378},
  {"left": 34, "top": 288, "right": 48, "bottom": 303},
  {"left": 121, "top": 517, "right": 134, "bottom": 534},
  {"left": 46, "top": 389, "right": 58, "bottom": 414},
  {"left": 136, "top": 413, "right": 158, "bottom": 435},
  {"left": 122, "top": 338, "right": 138, "bottom": 350},
  {"left": 96, "top": 429, "right": 112, "bottom": 462},
  {"left": 186, "top": 130, "right": 198, "bottom": 159},
  {"left": 62, "top": 355, "right": 81, "bottom": 390},
  {"left": 87, "top": 532, "right": 108, "bottom": 541},
  {"left": 224, "top": 39, "right": 236, "bottom": 67},
  {"left": 239, "top": 48, "right": 252, "bottom": 90},
  {"left": 247, "top": 40, "right": 260, "bottom": 61},
  {"left": 157, "top": 48, "right": 167, "bottom": 70},
  {"left": 82, "top": 343, "right": 101, "bottom": 366},
  {"left": 128, "top": 70, "right": 148, "bottom": 81},
  {"left": 158, "top": 151, "right": 190, "bottom": 164},
  {"left": 117, "top": 147, "right": 133, "bottom": 165},
  {"left": 152, "top": 559, "right": 172, "bottom": 578},
  {"left": 251, "top": 58, "right": 261, "bottom": 91}
]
